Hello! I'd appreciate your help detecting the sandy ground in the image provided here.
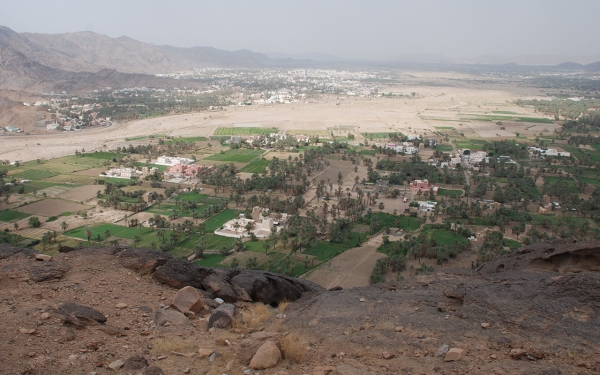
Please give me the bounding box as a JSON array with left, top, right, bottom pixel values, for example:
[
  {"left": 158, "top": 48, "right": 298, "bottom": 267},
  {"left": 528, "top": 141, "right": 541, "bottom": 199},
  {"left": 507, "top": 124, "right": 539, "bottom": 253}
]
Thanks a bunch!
[
  {"left": 305, "top": 232, "right": 387, "bottom": 289},
  {"left": 0, "top": 73, "right": 550, "bottom": 163}
]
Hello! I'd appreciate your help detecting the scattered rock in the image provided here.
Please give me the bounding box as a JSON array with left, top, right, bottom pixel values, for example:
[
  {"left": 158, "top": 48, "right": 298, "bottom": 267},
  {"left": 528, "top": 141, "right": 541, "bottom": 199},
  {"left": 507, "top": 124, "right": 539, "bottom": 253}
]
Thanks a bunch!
[
  {"left": 170, "top": 286, "right": 204, "bottom": 314},
  {"left": 335, "top": 363, "right": 373, "bottom": 375},
  {"left": 435, "top": 344, "right": 449, "bottom": 357},
  {"left": 481, "top": 322, "right": 491, "bottom": 328},
  {"left": 214, "top": 297, "right": 224, "bottom": 305},
  {"left": 123, "top": 354, "right": 148, "bottom": 371},
  {"left": 29, "top": 262, "right": 70, "bottom": 282},
  {"left": 359, "top": 298, "right": 365, "bottom": 302},
  {"left": 96, "top": 325, "right": 127, "bottom": 337},
  {"left": 108, "top": 359, "right": 124, "bottom": 370},
  {"left": 509, "top": 348, "right": 526, "bottom": 359},
  {"left": 394, "top": 326, "right": 405, "bottom": 332},
  {"left": 35, "top": 254, "right": 52, "bottom": 262},
  {"left": 208, "top": 303, "right": 237, "bottom": 329},
  {"left": 143, "top": 366, "right": 165, "bottom": 375},
  {"left": 19, "top": 328, "right": 36, "bottom": 334},
  {"left": 444, "top": 348, "right": 466, "bottom": 362},
  {"left": 249, "top": 340, "right": 281, "bottom": 369},
  {"left": 154, "top": 309, "right": 190, "bottom": 327},
  {"left": 198, "top": 348, "right": 214, "bottom": 359},
  {"left": 382, "top": 351, "right": 394, "bottom": 359},
  {"left": 40, "top": 312, "right": 50, "bottom": 320},
  {"left": 276, "top": 313, "right": 285, "bottom": 319},
  {"left": 115, "top": 303, "right": 128, "bottom": 309},
  {"left": 56, "top": 302, "right": 107, "bottom": 326}
]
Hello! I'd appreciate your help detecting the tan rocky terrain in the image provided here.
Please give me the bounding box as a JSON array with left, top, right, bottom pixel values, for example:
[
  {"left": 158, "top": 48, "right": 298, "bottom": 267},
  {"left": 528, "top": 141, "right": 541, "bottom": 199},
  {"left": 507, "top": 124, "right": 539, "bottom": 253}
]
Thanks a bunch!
[{"left": 0, "top": 240, "right": 598, "bottom": 375}]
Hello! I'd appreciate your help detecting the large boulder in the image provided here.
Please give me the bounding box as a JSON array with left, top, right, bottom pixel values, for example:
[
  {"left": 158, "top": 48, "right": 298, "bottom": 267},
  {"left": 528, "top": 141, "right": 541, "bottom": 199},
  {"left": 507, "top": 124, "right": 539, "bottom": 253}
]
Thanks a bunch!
[
  {"left": 118, "top": 248, "right": 171, "bottom": 275},
  {"left": 170, "top": 286, "right": 204, "bottom": 314},
  {"left": 249, "top": 340, "right": 281, "bottom": 369},
  {"left": 30, "top": 262, "right": 71, "bottom": 282},
  {"left": 207, "top": 303, "right": 238, "bottom": 329},
  {"left": 478, "top": 239, "right": 600, "bottom": 274},
  {"left": 48, "top": 302, "right": 107, "bottom": 326},
  {"left": 154, "top": 258, "right": 208, "bottom": 289},
  {"left": 122, "top": 354, "right": 149, "bottom": 371},
  {"left": 202, "top": 269, "right": 238, "bottom": 302},
  {"left": 231, "top": 270, "right": 321, "bottom": 305},
  {"left": 154, "top": 308, "right": 190, "bottom": 327}
]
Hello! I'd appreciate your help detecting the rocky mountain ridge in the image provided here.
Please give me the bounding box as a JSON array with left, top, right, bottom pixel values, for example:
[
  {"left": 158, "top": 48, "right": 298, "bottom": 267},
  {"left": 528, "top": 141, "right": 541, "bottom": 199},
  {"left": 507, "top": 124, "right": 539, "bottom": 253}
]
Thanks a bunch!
[{"left": 0, "top": 241, "right": 598, "bottom": 374}]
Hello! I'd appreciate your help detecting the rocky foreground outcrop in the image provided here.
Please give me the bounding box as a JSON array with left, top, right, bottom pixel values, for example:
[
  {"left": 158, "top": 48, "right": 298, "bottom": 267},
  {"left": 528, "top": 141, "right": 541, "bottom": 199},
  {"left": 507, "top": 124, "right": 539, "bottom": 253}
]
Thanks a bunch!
[
  {"left": 284, "top": 240, "right": 600, "bottom": 374},
  {"left": 0, "top": 241, "right": 598, "bottom": 374}
]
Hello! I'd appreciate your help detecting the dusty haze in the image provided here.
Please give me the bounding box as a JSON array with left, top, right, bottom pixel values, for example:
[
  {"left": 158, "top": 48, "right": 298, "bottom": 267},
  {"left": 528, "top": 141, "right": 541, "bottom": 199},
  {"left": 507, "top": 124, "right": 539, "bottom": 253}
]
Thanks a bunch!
[{"left": 1, "top": 0, "right": 600, "bottom": 63}]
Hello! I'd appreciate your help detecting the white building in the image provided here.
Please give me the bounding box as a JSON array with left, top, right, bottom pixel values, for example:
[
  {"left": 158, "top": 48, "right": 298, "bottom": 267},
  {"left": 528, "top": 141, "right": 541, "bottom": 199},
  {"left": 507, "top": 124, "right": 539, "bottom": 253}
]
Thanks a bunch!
[{"left": 155, "top": 155, "right": 195, "bottom": 166}]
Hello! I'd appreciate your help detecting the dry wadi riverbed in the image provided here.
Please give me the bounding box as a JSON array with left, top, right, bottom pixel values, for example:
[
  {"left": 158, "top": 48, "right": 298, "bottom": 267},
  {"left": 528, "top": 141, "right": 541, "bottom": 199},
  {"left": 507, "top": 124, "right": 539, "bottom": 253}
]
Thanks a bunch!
[{"left": 0, "top": 74, "right": 545, "bottom": 163}]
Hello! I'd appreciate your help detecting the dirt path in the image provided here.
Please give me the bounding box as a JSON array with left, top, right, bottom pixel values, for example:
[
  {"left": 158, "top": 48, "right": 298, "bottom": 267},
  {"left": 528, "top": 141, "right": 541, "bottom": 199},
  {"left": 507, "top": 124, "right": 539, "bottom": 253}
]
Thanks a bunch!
[{"left": 305, "top": 232, "right": 386, "bottom": 289}]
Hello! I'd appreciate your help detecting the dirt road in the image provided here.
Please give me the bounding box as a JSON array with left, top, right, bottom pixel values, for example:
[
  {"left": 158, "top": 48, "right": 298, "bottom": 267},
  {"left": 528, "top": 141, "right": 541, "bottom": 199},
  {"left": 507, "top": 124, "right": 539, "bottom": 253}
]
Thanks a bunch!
[{"left": 305, "top": 232, "right": 386, "bottom": 289}]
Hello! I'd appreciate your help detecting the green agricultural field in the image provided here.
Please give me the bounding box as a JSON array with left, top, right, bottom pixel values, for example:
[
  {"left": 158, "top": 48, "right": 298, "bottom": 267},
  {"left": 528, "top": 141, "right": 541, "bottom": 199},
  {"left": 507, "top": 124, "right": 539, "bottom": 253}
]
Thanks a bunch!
[
  {"left": 365, "top": 212, "right": 421, "bottom": 231},
  {"left": 302, "top": 241, "right": 345, "bottom": 261},
  {"left": 240, "top": 159, "right": 269, "bottom": 173},
  {"left": 163, "top": 136, "right": 207, "bottom": 144},
  {"left": 145, "top": 203, "right": 208, "bottom": 217},
  {"left": 428, "top": 228, "right": 468, "bottom": 246},
  {"left": 204, "top": 149, "right": 264, "bottom": 162},
  {"left": 0, "top": 210, "right": 31, "bottom": 222},
  {"left": 492, "top": 111, "right": 518, "bottom": 114},
  {"left": 10, "top": 169, "right": 61, "bottom": 181},
  {"left": 503, "top": 239, "right": 522, "bottom": 250},
  {"left": 203, "top": 209, "right": 240, "bottom": 232},
  {"left": 193, "top": 254, "right": 227, "bottom": 268},
  {"left": 455, "top": 140, "right": 488, "bottom": 150},
  {"left": 65, "top": 223, "right": 126, "bottom": 241},
  {"left": 361, "top": 132, "right": 401, "bottom": 140},
  {"left": 177, "top": 192, "right": 208, "bottom": 202},
  {"left": 243, "top": 240, "right": 272, "bottom": 253},
  {"left": 438, "top": 189, "right": 463, "bottom": 197},
  {"left": 360, "top": 149, "right": 378, "bottom": 155},
  {"left": 435, "top": 144, "right": 454, "bottom": 152},
  {"left": 544, "top": 176, "right": 580, "bottom": 193},
  {"left": 462, "top": 115, "right": 553, "bottom": 123},
  {"left": 213, "top": 127, "right": 278, "bottom": 136},
  {"left": 435, "top": 126, "right": 455, "bottom": 130}
]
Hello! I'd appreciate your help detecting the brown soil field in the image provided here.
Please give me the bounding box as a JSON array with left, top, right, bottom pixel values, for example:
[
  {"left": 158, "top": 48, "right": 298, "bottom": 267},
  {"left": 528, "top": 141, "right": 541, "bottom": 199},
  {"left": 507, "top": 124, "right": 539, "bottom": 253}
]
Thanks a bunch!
[
  {"left": 57, "top": 185, "right": 100, "bottom": 201},
  {"left": 305, "top": 233, "right": 387, "bottom": 289},
  {"left": 16, "top": 198, "right": 91, "bottom": 217}
]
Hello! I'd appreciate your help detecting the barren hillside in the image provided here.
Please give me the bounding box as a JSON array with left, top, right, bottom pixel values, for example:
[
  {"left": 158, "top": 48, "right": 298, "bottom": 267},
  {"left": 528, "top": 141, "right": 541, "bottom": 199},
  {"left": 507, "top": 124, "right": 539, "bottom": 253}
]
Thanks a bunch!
[{"left": 0, "top": 240, "right": 598, "bottom": 374}]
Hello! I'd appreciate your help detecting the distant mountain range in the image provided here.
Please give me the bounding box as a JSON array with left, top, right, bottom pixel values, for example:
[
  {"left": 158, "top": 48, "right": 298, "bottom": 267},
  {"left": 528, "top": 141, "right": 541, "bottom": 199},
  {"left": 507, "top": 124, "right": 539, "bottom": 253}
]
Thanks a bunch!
[{"left": 0, "top": 25, "right": 599, "bottom": 94}]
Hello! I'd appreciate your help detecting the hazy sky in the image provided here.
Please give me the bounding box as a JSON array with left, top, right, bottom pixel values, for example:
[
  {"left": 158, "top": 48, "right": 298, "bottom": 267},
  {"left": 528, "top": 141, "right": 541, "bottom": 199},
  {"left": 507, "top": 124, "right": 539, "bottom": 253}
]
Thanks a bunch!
[{"left": 2, "top": 0, "right": 599, "bottom": 60}]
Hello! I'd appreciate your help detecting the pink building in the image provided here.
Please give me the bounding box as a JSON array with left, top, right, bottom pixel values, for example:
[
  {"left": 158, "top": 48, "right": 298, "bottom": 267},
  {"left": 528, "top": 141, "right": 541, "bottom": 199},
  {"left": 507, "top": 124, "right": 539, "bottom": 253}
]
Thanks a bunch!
[{"left": 410, "top": 179, "right": 439, "bottom": 195}]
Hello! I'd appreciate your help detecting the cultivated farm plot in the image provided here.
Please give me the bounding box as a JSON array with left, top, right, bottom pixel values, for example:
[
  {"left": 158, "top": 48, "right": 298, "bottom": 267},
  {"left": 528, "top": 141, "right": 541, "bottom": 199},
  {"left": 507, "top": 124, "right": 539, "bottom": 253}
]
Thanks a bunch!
[
  {"left": 239, "top": 159, "right": 269, "bottom": 173},
  {"left": 16, "top": 199, "right": 91, "bottom": 217},
  {"left": 0, "top": 210, "right": 30, "bottom": 222},
  {"left": 35, "top": 186, "right": 72, "bottom": 198},
  {"left": 17, "top": 228, "right": 53, "bottom": 240},
  {"left": 44, "top": 174, "right": 96, "bottom": 185},
  {"left": 10, "top": 169, "right": 61, "bottom": 181},
  {"left": 204, "top": 149, "right": 264, "bottom": 162},
  {"left": 57, "top": 185, "right": 101, "bottom": 201},
  {"left": 203, "top": 209, "right": 240, "bottom": 233},
  {"left": 214, "top": 127, "right": 278, "bottom": 135}
]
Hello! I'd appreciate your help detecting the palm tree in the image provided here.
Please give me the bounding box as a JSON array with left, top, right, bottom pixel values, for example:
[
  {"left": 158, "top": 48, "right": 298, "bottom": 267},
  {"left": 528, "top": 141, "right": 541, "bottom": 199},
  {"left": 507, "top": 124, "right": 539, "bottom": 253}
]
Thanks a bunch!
[
  {"left": 60, "top": 221, "right": 68, "bottom": 233},
  {"left": 104, "top": 230, "right": 111, "bottom": 242},
  {"left": 85, "top": 229, "right": 92, "bottom": 244},
  {"left": 133, "top": 235, "right": 141, "bottom": 248}
]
